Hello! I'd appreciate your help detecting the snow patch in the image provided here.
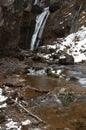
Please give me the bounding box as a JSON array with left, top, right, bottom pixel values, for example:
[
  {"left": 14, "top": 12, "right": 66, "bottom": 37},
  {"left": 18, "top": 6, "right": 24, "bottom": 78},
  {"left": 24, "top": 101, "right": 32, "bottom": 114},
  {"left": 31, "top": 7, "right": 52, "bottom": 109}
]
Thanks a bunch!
[
  {"left": 0, "top": 88, "right": 7, "bottom": 102},
  {"left": 0, "top": 103, "right": 7, "bottom": 108},
  {"left": 50, "top": 26, "right": 86, "bottom": 63},
  {"left": 6, "top": 120, "right": 18, "bottom": 130},
  {"left": 22, "top": 119, "right": 31, "bottom": 125},
  {"left": 27, "top": 68, "right": 46, "bottom": 76},
  {"left": 59, "top": 55, "right": 66, "bottom": 59}
]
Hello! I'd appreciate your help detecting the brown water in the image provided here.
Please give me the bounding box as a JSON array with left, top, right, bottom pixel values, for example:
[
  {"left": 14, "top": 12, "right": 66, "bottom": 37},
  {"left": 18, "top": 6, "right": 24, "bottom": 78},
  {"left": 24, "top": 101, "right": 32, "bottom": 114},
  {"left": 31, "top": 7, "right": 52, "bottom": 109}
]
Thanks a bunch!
[
  {"left": 19, "top": 71, "right": 86, "bottom": 130},
  {"left": 1, "top": 64, "right": 86, "bottom": 130}
]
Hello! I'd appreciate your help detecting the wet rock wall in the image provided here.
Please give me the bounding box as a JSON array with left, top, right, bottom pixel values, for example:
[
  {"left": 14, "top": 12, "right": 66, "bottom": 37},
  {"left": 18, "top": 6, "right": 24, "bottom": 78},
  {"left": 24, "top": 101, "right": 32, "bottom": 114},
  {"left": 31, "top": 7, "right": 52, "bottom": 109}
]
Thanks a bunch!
[{"left": 0, "top": 0, "right": 86, "bottom": 55}]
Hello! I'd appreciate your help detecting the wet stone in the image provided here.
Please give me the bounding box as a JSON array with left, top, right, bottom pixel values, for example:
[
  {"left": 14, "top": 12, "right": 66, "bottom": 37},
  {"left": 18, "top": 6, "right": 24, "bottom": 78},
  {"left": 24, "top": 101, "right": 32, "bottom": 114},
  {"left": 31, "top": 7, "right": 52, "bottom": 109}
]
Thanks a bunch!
[
  {"left": 0, "top": 112, "right": 5, "bottom": 123},
  {"left": 6, "top": 98, "right": 14, "bottom": 105}
]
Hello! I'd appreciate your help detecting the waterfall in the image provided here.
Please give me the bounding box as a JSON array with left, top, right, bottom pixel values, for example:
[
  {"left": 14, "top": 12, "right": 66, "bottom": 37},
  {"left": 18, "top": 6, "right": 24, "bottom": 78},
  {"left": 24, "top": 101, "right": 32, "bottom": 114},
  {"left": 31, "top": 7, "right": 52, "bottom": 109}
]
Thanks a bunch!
[
  {"left": 30, "top": 6, "right": 50, "bottom": 50},
  {"left": 34, "top": 0, "right": 40, "bottom": 5},
  {"left": 33, "top": 0, "right": 45, "bottom": 6}
]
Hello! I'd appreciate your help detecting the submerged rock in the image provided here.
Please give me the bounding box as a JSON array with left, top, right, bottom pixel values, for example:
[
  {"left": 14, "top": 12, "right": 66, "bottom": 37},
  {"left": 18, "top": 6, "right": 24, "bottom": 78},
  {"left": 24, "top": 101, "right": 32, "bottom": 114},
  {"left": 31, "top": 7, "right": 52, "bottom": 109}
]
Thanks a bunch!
[{"left": 58, "top": 88, "right": 75, "bottom": 107}]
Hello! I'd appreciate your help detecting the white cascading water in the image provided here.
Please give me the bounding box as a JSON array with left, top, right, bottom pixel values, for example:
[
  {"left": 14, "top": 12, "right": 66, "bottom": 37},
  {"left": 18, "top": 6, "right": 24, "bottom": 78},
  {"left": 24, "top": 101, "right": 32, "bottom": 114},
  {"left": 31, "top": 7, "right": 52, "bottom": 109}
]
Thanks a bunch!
[
  {"left": 30, "top": 1, "right": 50, "bottom": 50},
  {"left": 33, "top": 0, "right": 45, "bottom": 6},
  {"left": 34, "top": 0, "right": 39, "bottom": 5}
]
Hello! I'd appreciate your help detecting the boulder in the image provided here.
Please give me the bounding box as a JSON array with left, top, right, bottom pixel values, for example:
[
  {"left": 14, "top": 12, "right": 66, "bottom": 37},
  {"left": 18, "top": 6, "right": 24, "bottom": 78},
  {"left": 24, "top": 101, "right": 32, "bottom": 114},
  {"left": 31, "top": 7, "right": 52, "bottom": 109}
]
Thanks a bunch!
[{"left": 59, "top": 53, "right": 74, "bottom": 65}]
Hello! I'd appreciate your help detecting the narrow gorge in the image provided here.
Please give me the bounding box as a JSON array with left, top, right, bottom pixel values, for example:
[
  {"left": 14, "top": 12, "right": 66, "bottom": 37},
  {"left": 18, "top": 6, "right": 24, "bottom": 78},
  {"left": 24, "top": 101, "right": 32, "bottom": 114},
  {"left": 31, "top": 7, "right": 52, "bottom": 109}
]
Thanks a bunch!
[{"left": 0, "top": 0, "right": 86, "bottom": 130}]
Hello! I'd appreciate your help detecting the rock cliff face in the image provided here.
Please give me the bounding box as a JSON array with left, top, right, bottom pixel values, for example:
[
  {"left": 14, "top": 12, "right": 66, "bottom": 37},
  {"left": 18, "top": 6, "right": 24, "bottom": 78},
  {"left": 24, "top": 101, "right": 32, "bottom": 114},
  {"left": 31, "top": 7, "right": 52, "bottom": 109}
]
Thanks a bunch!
[
  {"left": 0, "top": 0, "right": 33, "bottom": 55},
  {"left": 42, "top": 0, "right": 86, "bottom": 46},
  {"left": 0, "top": 0, "right": 86, "bottom": 55},
  {"left": 0, "top": 0, "right": 23, "bottom": 55}
]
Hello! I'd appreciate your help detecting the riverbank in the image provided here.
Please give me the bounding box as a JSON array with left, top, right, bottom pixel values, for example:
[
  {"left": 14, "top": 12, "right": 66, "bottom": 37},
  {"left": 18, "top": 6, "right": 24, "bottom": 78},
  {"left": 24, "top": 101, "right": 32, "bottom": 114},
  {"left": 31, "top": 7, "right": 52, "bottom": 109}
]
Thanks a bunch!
[{"left": 0, "top": 50, "right": 86, "bottom": 130}]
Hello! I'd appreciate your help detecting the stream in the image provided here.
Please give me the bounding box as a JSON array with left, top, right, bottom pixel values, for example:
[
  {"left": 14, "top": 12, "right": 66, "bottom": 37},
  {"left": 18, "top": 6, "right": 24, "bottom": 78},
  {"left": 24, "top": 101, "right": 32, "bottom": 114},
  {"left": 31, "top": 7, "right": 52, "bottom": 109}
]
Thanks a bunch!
[
  {"left": 0, "top": 0, "right": 86, "bottom": 130},
  {"left": 0, "top": 59, "right": 86, "bottom": 130}
]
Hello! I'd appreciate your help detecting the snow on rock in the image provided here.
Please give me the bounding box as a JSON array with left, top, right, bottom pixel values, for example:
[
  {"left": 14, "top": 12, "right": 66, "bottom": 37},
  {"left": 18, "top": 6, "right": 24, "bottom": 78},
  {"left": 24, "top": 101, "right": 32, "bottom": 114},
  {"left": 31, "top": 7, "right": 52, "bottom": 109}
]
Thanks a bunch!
[
  {"left": 22, "top": 119, "right": 31, "bottom": 125},
  {"left": 0, "top": 88, "right": 7, "bottom": 102},
  {"left": 6, "top": 120, "right": 18, "bottom": 130},
  {"left": 6, "top": 119, "right": 31, "bottom": 130},
  {"left": 59, "top": 55, "right": 66, "bottom": 59},
  {"left": 0, "top": 88, "right": 7, "bottom": 109},
  {"left": 27, "top": 67, "right": 46, "bottom": 76},
  {"left": 6, "top": 119, "right": 22, "bottom": 130},
  {"left": 47, "top": 26, "right": 86, "bottom": 63},
  {"left": 52, "top": 69, "right": 62, "bottom": 75},
  {"left": 0, "top": 103, "right": 7, "bottom": 108},
  {"left": 47, "top": 67, "right": 66, "bottom": 79},
  {"left": 57, "top": 26, "right": 86, "bottom": 63}
]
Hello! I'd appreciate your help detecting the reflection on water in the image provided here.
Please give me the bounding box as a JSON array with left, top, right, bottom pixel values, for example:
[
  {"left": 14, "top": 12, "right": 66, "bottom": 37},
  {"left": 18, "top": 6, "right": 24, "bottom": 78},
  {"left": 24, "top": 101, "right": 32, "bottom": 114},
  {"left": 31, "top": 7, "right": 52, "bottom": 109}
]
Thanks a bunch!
[
  {"left": 26, "top": 64, "right": 86, "bottom": 88},
  {"left": 25, "top": 75, "right": 62, "bottom": 90}
]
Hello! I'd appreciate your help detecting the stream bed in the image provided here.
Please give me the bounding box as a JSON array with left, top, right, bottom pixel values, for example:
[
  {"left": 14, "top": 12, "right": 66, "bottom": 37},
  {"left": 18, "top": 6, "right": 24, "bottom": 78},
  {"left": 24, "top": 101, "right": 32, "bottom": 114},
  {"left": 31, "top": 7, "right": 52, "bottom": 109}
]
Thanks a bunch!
[{"left": 0, "top": 58, "right": 86, "bottom": 130}]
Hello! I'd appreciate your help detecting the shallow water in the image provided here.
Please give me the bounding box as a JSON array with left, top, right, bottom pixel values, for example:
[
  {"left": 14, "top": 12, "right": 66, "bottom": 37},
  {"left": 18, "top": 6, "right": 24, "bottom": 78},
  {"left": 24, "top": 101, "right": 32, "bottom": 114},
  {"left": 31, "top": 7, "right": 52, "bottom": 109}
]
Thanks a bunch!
[
  {"left": 66, "top": 64, "right": 86, "bottom": 87},
  {"left": 1, "top": 63, "right": 86, "bottom": 130}
]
